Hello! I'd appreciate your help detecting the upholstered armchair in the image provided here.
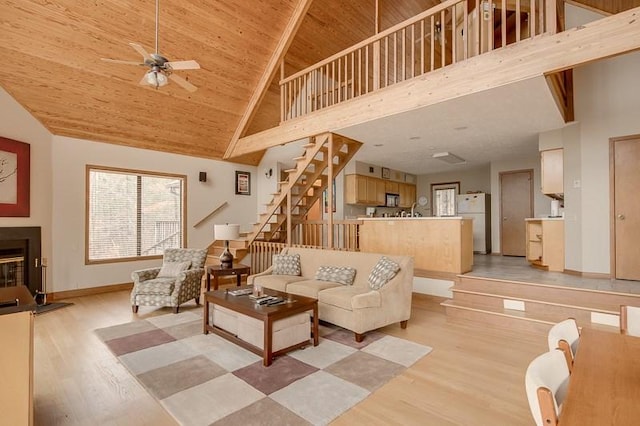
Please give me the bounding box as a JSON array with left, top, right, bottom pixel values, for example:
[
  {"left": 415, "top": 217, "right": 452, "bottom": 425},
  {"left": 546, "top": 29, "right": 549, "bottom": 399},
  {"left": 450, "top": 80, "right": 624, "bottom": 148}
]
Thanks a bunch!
[{"left": 131, "top": 248, "right": 208, "bottom": 314}]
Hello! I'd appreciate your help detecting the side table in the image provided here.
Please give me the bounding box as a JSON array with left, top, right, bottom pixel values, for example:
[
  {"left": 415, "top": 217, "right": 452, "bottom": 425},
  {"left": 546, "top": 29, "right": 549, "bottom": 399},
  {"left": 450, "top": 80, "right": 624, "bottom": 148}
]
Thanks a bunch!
[{"left": 205, "top": 264, "right": 251, "bottom": 291}]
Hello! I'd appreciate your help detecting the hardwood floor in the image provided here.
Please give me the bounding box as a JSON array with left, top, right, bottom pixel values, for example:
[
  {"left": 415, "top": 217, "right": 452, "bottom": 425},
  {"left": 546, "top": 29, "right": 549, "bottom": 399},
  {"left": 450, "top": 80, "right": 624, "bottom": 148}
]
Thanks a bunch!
[{"left": 33, "top": 290, "right": 546, "bottom": 425}]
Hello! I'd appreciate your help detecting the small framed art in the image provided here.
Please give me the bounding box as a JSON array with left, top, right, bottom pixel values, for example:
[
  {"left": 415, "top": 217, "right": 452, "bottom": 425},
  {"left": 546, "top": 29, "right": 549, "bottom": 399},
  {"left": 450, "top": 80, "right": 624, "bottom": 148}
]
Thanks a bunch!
[{"left": 235, "top": 171, "right": 251, "bottom": 195}]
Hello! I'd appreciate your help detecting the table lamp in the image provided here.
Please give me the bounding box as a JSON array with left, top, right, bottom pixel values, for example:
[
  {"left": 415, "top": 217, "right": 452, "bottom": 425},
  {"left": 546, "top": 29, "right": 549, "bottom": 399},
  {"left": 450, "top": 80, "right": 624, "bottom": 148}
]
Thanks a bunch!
[{"left": 214, "top": 223, "right": 240, "bottom": 268}]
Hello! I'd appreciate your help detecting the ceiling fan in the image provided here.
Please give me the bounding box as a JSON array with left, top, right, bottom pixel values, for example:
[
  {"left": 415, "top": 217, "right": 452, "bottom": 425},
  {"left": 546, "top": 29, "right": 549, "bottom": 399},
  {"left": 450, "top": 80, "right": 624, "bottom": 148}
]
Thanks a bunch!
[{"left": 101, "top": 0, "right": 200, "bottom": 92}]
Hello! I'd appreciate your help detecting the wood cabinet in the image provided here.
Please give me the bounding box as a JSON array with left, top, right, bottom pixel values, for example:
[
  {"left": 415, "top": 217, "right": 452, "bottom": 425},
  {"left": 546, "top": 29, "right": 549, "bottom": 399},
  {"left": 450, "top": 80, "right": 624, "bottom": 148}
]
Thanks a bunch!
[
  {"left": 398, "top": 183, "right": 416, "bottom": 208},
  {"left": 385, "top": 181, "right": 399, "bottom": 194},
  {"left": 0, "top": 310, "right": 34, "bottom": 425},
  {"left": 346, "top": 174, "right": 416, "bottom": 206},
  {"left": 360, "top": 218, "right": 473, "bottom": 274},
  {"left": 541, "top": 148, "right": 563, "bottom": 195},
  {"left": 345, "top": 174, "right": 385, "bottom": 205},
  {"left": 526, "top": 219, "right": 564, "bottom": 272}
]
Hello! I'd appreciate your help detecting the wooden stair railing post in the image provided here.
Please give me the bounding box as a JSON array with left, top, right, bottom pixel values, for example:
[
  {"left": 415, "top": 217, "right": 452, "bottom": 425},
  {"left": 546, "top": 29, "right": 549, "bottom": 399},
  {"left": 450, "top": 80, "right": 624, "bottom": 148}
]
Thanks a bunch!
[
  {"left": 546, "top": 0, "right": 557, "bottom": 35},
  {"left": 286, "top": 190, "right": 292, "bottom": 246},
  {"left": 327, "top": 133, "right": 334, "bottom": 249}
]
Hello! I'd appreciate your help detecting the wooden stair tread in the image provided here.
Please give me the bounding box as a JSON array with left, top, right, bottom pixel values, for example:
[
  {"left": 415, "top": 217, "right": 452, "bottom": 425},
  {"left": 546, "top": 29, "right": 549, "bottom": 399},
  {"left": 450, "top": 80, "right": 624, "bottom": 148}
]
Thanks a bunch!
[
  {"left": 441, "top": 299, "right": 560, "bottom": 325},
  {"left": 451, "top": 287, "right": 619, "bottom": 315}
]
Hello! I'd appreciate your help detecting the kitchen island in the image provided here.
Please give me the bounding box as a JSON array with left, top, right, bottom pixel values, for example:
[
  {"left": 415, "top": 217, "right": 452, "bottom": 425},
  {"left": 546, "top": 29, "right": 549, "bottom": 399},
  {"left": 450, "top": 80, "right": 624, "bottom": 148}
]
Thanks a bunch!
[{"left": 359, "top": 217, "right": 473, "bottom": 275}]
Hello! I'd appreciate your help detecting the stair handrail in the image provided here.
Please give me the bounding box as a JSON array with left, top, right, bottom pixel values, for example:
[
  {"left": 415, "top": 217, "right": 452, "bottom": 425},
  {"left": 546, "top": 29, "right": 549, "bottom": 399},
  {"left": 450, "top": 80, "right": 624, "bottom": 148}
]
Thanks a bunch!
[{"left": 193, "top": 201, "right": 229, "bottom": 228}]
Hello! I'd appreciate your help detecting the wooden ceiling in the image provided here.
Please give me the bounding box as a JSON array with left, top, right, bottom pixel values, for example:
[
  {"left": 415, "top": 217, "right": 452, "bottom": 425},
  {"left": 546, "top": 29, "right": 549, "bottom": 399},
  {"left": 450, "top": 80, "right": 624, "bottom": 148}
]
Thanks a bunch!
[{"left": 0, "top": 0, "right": 637, "bottom": 164}]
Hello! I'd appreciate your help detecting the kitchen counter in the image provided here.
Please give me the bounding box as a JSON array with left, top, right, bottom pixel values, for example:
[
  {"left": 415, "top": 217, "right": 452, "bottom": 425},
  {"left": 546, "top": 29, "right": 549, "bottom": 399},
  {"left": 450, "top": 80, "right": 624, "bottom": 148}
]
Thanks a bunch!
[
  {"left": 361, "top": 216, "right": 464, "bottom": 220},
  {"left": 359, "top": 217, "right": 473, "bottom": 275}
]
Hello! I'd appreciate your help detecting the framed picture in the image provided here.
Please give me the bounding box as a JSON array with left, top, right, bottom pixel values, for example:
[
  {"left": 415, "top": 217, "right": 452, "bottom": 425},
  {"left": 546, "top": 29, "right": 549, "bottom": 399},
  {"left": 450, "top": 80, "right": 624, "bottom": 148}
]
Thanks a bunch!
[
  {"left": 381, "top": 167, "right": 390, "bottom": 179},
  {"left": 235, "top": 171, "right": 251, "bottom": 195},
  {"left": 0, "top": 137, "right": 30, "bottom": 217}
]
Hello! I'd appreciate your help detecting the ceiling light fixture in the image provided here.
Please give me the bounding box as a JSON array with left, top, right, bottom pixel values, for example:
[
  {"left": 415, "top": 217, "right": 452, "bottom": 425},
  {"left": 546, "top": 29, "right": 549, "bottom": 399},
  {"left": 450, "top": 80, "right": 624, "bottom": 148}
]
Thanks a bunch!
[
  {"left": 146, "top": 67, "right": 168, "bottom": 89},
  {"left": 432, "top": 151, "right": 466, "bottom": 164}
]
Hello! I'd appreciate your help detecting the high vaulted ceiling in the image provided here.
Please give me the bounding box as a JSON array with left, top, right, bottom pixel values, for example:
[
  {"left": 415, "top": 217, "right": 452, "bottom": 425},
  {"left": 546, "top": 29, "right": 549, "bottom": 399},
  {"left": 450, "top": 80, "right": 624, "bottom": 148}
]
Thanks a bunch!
[
  {"left": 0, "top": 0, "right": 440, "bottom": 165},
  {"left": 0, "top": 0, "right": 637, "bottom": 166}
]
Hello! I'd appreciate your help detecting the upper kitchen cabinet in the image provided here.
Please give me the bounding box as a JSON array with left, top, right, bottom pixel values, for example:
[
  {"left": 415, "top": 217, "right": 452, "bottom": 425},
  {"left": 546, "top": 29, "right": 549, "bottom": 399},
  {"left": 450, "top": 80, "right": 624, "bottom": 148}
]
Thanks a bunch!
[
  {"left": 398, "top": 183, "right": 416, "bottom": 208},
  {"left": 541, "top": 148, "right": 564, "bottom": 196},
  {"left": 345, "top": 174, "right": 385, "bottom": 205}
]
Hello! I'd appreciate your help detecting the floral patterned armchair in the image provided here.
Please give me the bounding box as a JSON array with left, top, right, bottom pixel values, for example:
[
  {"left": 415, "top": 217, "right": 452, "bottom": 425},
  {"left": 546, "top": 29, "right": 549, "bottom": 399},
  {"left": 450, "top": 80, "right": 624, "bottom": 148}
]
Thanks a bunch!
[{"left": 131, "top": 248, "right": 208, "bottom": 314}]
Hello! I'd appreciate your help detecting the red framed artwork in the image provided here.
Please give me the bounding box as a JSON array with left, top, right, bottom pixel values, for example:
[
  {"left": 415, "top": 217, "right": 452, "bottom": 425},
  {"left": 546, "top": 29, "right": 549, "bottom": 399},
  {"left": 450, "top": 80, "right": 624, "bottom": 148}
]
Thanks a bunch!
[{"left": 0, "top": 137, "right": 30, "bottom": 217}]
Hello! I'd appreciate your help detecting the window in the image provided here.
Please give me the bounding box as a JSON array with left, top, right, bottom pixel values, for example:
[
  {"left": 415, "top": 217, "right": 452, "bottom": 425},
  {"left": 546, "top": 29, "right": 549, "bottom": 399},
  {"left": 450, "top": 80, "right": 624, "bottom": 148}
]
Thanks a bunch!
[
  {"left": 86, "top": 166, "right": 186, "bottom": 263},
  {"left": 431, "top": 182, "right": 460, "bottom": 217}
]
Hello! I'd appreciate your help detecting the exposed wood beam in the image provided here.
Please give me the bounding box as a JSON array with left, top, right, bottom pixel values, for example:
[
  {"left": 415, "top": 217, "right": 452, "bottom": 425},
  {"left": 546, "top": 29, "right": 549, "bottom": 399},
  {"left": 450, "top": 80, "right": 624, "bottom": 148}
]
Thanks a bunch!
[
  {"left": 228, "top": 6, "right": 640, "bottom": 157},
  {"left": 223, "top": 0, "right": 314, "bottom": 160}
]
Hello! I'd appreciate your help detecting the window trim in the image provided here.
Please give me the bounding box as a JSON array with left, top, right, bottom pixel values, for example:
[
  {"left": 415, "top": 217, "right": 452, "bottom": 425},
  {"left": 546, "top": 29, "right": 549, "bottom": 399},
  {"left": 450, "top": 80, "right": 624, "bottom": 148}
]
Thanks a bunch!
[
  {"left": 85, "top": 165, "right": 188, "bottom": 265},
  {"left": 430, "top": 181, "right": 460, "bottom": 217}
]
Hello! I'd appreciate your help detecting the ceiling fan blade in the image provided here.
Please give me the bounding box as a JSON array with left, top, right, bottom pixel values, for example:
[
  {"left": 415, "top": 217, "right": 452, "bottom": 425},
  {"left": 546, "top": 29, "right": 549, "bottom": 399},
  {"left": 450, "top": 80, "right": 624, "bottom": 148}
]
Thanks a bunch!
[
  {"left": 169, "top": 74, "right": 197, "bottom": 92},
  {"left": 139, "top": 73, "right": 150, "bottom": 86},
  {"left": 101, "top": 58, "right": 145, "bottom": 66},
  {"left": 165, "top": 60, "right": 200, "bottom": 70},
  {"left": 129, "top": 42, "right": 153, "bottom": 61}
]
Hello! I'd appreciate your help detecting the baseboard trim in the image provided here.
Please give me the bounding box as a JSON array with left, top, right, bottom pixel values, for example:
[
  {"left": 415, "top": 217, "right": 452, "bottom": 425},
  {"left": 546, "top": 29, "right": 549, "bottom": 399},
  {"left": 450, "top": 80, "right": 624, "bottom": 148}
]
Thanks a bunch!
[
  {"left": 414, "top": 269, "right": 460, "bottom": 282},
  {"left": 49, "top": 282, "right": 133, "bottom": 301},
  {"left": 564, "top": 269, "right": 611, "bottom": 279}
]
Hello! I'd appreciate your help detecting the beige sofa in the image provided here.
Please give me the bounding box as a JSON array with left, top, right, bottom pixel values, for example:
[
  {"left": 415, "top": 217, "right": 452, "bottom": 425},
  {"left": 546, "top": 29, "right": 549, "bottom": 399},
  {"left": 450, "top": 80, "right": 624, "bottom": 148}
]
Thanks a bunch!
[{"left": 248, "top": 247, "right": 414, "bottom": 341}]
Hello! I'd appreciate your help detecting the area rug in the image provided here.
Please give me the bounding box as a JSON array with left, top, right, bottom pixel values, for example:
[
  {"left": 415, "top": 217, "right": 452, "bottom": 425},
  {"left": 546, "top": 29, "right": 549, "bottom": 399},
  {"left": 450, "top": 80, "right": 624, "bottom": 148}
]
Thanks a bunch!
[{"left": 95, "top": 311, "right": 432, "bottom": 426}]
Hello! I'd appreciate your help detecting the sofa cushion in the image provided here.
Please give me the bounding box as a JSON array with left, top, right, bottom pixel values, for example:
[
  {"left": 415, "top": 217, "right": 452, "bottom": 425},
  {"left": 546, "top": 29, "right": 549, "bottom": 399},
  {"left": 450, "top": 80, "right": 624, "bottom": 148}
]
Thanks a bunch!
[
  {"left": 253, "top": 274, "right": 307, "bottom": 292},
  {"left": 272, "top": 253, "right": 301, "bottom": 276},
  {"left": 157, "top": 261, "right": 191, "bottom": 278},
  {"left": 136, "top": 278, "right": 176, "bottom": 295},
  {"left": 318, "top": 286, "right": 380, "bottom": 311},
  {"left": 368, "top": 256, "right": 401, "bottom": 290},
  {"left": 315, "top": 265, "right": 357, "bottom": 286},
  {"left": 287, "top": 279, "right": 342, "bottom": 299}
]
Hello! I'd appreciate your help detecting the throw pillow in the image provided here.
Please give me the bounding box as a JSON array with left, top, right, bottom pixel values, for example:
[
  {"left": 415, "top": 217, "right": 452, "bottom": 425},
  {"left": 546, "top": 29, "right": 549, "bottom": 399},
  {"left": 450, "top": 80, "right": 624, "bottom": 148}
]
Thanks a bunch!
[
  {"left": 157, "top": 261, "right": 191, "bottom": 278},
  {"left": 368, "top": 256, "right": 400, "bottom": 290},
  {"left": 272, "top": 254, "right": 301, "bottom": 276},
  {"left": 315, "top": 265, "right": 357, "bottom": 286}
]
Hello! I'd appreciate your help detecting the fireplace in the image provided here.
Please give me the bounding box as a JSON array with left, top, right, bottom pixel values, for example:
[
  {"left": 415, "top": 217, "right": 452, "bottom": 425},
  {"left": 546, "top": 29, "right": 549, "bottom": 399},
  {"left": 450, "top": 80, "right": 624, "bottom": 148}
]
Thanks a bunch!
[{"left": 0, "top": 227, "right": 41, "bottom": 295}]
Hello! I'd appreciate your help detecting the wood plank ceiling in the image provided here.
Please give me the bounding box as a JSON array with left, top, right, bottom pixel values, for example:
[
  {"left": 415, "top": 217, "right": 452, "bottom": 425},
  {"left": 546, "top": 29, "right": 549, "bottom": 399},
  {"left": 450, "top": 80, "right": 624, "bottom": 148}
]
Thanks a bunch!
[{"left": 0, "top": 0, "right": 637, "bottom": 164}]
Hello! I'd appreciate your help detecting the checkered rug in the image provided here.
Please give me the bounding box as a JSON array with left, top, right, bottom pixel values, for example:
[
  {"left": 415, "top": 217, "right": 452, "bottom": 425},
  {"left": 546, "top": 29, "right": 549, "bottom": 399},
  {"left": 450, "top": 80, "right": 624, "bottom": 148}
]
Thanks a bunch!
[{"left": 95, "top": 311, "right": 432, "bottom": 426}]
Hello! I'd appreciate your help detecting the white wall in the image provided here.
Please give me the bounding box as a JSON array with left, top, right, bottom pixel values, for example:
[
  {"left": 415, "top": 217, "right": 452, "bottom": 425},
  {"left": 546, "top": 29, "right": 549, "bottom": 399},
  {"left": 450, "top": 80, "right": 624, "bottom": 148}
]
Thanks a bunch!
[
  {"left": 553, "top": 4, "right": 640, "bottom": 274},
  {"left": 416, "top": 165, "right": 491, "bottom": 216},
  {"left": 50, "top": 136, "right": 257, "bottom": 291},
  {"left": 1, "top": 87, "right": 259, "bottom": 293},
  {"left": 0, "top": 88, "right": 54, "bottom": 283}
]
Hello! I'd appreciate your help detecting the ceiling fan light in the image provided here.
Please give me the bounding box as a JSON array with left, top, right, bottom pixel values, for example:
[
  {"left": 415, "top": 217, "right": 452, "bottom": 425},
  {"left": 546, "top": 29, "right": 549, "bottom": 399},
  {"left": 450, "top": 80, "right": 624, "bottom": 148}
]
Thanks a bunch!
[
  {"left": 146, "top": 70, "right": 168, "bottom": 88},
  {"left": 156, "top": 71, "right": 168, "bottom": 86}
]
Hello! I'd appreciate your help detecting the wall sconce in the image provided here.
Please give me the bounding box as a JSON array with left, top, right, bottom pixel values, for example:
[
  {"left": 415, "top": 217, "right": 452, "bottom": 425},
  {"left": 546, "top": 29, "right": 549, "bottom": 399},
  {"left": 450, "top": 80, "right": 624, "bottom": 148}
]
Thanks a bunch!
[
  {"left": 199, "top": 172, "right": 207, "bottom": 182},
  {"left": 265, "top": 168, "right": 273, "bottom": 179}
]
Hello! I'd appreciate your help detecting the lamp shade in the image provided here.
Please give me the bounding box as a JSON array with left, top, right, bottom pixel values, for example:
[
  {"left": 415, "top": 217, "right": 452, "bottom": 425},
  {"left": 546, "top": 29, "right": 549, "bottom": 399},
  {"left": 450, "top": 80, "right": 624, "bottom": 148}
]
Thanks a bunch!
[{"left": 214, "top": 224, "right": 240, "bottom": 240}]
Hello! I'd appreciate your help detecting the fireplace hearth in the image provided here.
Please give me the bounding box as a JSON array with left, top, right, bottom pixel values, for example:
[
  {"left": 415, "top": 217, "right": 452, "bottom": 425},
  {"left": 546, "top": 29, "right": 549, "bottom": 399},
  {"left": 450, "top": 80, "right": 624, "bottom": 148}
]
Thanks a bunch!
[{"left": 0, "top": 227, "right": 41, "bottom": 295}]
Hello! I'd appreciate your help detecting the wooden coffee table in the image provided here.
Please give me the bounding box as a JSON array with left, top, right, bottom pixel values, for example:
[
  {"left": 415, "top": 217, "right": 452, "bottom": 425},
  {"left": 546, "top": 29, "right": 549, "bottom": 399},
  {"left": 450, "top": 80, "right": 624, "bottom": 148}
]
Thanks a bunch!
[{"left": 203, "top": 287, "right": 319, "bottom": 366}]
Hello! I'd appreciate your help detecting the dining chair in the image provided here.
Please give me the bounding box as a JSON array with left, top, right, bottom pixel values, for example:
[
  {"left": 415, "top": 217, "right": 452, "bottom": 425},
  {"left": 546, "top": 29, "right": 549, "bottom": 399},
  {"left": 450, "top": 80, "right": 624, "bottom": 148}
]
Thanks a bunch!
[
  {"left": 525, "top": 349, "right": 571, "bottom": 426},
  {"left": 620, "top": 305, "right": 640, "bottom": 337},
  {"left": 547, "top": 318, "right": 580, "bottom": 373}
]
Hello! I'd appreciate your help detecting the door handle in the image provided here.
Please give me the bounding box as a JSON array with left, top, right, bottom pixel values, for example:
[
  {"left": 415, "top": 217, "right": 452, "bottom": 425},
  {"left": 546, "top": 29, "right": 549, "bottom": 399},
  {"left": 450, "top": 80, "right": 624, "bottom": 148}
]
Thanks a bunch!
[
  {"left": 503, "top": 217, "right": 507, "bottom": 221},
  {"left": 617, "top": 214, "right": 626, "bottom": 220}
]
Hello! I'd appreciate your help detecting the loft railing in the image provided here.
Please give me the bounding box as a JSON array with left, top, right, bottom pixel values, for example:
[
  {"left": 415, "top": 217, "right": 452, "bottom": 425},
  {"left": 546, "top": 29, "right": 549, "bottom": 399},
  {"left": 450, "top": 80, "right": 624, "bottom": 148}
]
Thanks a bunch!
[
  {"left": 291, "top": 220, "right": 361, "bottom": 251},
  {"left": 281, "top": 0, "right": 558, "bottom": 121}
]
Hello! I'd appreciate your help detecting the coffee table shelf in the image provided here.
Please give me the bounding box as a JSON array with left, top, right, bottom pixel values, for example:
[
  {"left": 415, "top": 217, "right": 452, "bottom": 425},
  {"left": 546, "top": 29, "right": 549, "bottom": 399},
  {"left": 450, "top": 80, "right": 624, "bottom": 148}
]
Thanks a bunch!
[{"left": 203, "top": 287, "right": 318, "bottom": 366}]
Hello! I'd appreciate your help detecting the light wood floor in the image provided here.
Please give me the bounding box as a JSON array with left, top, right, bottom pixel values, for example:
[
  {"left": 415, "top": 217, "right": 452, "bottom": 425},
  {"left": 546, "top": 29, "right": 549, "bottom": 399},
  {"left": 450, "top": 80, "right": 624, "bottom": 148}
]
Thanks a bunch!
[{"left": 33, "top": 290, "right": 547, "bottom": 425}]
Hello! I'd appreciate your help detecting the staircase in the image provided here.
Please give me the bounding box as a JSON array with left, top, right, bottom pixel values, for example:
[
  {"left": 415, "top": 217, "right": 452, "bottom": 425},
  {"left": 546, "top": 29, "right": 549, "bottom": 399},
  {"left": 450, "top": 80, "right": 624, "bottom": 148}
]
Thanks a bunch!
[
  {"left": 245, "top": 132, "right": 362, "bottom": 246},
  {"left": 442, "top": 275, "right": 640, "bottom": 334}
]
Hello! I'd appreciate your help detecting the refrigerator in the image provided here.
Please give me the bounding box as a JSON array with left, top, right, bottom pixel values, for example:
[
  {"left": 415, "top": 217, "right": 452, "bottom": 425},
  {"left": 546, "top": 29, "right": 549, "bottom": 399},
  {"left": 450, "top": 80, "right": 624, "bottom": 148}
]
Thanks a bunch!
[{"left": 457, "top": 193, "right": 491, "bottom": 254}]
